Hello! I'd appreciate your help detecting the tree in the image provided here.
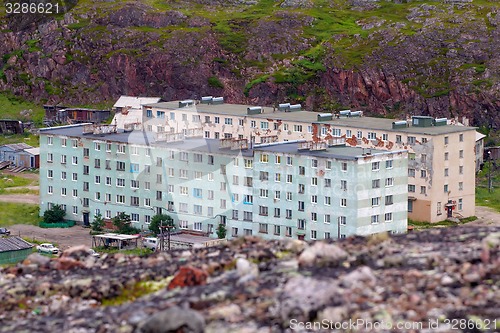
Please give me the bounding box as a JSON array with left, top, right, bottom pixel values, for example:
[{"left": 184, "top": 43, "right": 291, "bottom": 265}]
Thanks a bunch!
[
  {"left": 112, "top": 212, "right": 140, "bottom": 234},
  {"left": 43, "top": 204, "right": 66, "bottom": 224},
  {"left": 216, "top": 223, "right": 226, "bottom": 239},
  {"left": 149, "top": 214, "right": 174, "bottom": 235},
  {"left": 91, "top": 213, "right": 105, "bottom": 232}
]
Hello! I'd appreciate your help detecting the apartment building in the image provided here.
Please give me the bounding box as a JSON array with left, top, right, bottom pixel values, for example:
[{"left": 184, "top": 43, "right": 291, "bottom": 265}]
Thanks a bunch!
[
  {"left": 38, "top": 124, "right": 407, "bottom": 240},
  {"left": 137, "top": 99, "right": 476, "bottom": 222}
]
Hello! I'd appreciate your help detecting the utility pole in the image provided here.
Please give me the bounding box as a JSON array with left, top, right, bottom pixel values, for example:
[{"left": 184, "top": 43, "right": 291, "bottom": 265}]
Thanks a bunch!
[{"left": 488, "top": 151, "right": 493, "bottom": 193}]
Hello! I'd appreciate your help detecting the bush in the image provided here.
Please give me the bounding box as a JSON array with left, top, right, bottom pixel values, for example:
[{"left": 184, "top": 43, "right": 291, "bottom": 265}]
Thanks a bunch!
[
  {"left": 149, "top": 214, "right": 174, "bottom": 235},
  {"left": 112, "top": 212, "right": 140, "bottom": 234},
  {"left": 216, "top": 223, "right": 226, "bottom": 239},
  {"left": 91, "top": 213, "right": 105, "bottom": 232},
  {"left": 43, "top": 204, "right": 66, "bottom": 224}
]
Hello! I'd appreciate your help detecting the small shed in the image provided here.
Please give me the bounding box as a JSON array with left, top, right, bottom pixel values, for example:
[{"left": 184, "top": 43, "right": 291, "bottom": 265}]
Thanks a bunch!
[
  {"left": 17, "top": 147, "right": 40, "bottom": 169},
  {"left": 91, "top": 233, "right": 140, "bottom": 250},
  {"left": 0, "top": 143, "right": 33, "bottom": 166},
  {"left": 0, "top": 236, "right": 34, "bottom": 265}
]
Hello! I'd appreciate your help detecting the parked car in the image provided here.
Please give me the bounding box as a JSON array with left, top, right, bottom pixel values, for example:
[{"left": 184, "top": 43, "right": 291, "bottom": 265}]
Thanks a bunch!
[
  {"left": 143, "top": 237, "right": 158, "bottom": 251},
  {"left": 36, "top": 243, "right": 59, "bottom": 254},
  {"left": 0, "top": 227, "right": 10, "bottom": 236}
]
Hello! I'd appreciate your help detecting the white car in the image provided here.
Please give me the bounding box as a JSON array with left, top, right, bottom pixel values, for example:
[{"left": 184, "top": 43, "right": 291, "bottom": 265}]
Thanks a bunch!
[
  {"left": 36, "top": 243, "right": 60, "bottom": 254},
  {"left": 143, "top": 237, "right": 158, "bottom": 251}
]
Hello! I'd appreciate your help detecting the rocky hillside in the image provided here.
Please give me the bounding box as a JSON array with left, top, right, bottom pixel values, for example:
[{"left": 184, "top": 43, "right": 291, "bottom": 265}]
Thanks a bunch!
[
  {"left": 1, "top": 0, "right": 500, "bottom": 128},
  {"left": 0, "top": 226, "right": 499, "bottom": 332}
]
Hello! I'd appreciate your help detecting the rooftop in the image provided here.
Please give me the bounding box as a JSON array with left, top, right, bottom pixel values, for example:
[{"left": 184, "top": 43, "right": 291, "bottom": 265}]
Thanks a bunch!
[
  {"left": 1, "top": 143, "right": 33, "bottom": 151},
  {"left": 113, "top": 96, "right": 162, "bottom": 109},
  {"left": 0, "top": 236, "right": 33, "bottom": 252},
  {"left": 39, "top": 124, "right": 400, "bottom": 160},
  {"left": 145, "top": 101, "right": 476, "bottom": 135}
]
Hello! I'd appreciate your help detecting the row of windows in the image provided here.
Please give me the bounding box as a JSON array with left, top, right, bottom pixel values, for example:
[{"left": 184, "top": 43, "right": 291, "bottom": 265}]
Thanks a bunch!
[
  {"left": 408, "top": 182, "right": 464, "bottom": 194},
  {"left": 408, "top": 166, "right": 464, "bottom": 177}
]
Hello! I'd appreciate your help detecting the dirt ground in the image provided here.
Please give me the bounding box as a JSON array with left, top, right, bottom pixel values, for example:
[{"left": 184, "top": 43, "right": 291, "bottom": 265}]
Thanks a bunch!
[{"left": 7, "top": 224, "right": 93, "bottom": 250}]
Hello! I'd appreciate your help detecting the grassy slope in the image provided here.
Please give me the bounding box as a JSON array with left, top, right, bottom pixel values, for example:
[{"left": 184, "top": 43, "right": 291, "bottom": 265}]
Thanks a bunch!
[
  {"left": 476, "top": 163, "right": 500, "bottom": 212},
  {"left": 0, "top": 202, "right": 40, "bottom": 226}
]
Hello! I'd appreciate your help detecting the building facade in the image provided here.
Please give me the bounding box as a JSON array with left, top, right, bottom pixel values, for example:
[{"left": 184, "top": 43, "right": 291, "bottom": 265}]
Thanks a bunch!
[
  {"left": 138, "top": 100, "right": 476, "bottom": 222},
  {"left": 39, "top": 124, "right": 407, "bottom": 240}
]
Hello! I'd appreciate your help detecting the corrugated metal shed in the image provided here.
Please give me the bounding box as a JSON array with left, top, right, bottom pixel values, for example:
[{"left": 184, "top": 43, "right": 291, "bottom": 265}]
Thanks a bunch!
[
  {"left": 0, "top": 236, "right": 33, "bottom": 252},
  {"left": 2, "top": 143, "right": 33, "bottom": 151}
]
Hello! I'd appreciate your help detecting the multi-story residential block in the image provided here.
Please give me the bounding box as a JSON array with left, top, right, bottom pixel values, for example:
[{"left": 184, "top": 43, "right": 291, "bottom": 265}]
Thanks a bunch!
[
  {"left": 39, "top": 124, "right": 407, "bottom": 240},
  {"left": 133, "top": 99, "right": 477, "bottom": 222}
]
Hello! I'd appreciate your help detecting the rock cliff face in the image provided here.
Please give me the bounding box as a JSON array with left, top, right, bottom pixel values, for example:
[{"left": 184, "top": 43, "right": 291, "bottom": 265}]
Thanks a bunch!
[
  {"left": 0, "top": 226, "right": 499, "bottom": 332},
  {"left": 1, "top": 0, "right": 499, "bottom": 127}
]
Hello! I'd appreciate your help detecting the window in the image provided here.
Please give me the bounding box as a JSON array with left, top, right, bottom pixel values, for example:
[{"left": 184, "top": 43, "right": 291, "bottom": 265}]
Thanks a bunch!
[
  {"left": 261, "top": 121, "right": 269, "bottom": 129},
  {"left": 286, "top": 174, "right": 293, "bottom": 183},
  {"left": 180, "top": 170, "right": 188, "bottom": 179},
  {"left": 116, "top": 178, "right": 125, "bottom": 187},
  {"left": 83, "top": 165, "right": 89, "bottom": 175},
  {"left": 407, "top": 136, "right": 416, "bottom": 144},
  {"left": 293, "top": 125, "right": 303, "bottom": 132},
  {"left": 156, "top": 111, "right": 165, "bottom": 119},
  {"left": 260, "top": 154, "right": 269, "bottom": 163},
  {"left": 372, "top": 197, "right": 380, "bottom": 206},
  {"left": 156, "top": 191, "right": 162, "bottom": 200},
  {"left": 208, "top": 190, "right": 214, "bottom": 200},
  {"left": 357, "top": 131, "right": 362, "bottom": 139},
  {"left": 72, "top": 139, "right": 78, "bottom": 148},
  {"left": 194, "top": 171, "right": 203, "bottom": 180},
  {"left": 311, "top": 195, "right": 317, "bottom": 204},
  {"left": 339, "top": 216, "right": 346, "bottom": 225},
  {"left": 72, "top": 156, "right": 78, "bottom": 165},
  {"left": 396, "top": 135, "right": 402, "bottom": 144},
  {"left": 311, "top": 177, "right": 318, "bottom": 186},
  {"left": 47, "top": 153, "right": 53, "bottom": 163},
  {"left": 224, "top": 117, "right": 233, "bottom": 125},
  {"left": 298, "top": 201, "right": 305, "bottom": 211},
  {"left": 382, "top": 133, "right": 388, "bottom": 141},
  {"left": 179, "top": 220, "right": 188, "bottom": 229},
  {"left": 408, "top": 200, "right": 413, "bottom": 212},
  {"left": 459, "top": 166, "right": 464, "bottom": 175},
  {"left": 274, "top": 208, "right": 281, "bottom": 218},
  {"left": 116, "top": 195, "right": 125, "bottom": 204},
  {"left": 193, "top": 188, "right": 202, "bottom": 198},
  {"left": 243, "top": 211, "right": 253, "bottom": 221},
  {"left": 243, "top": 195, "right": 253, "bottom": 205},
  {"left": 95, "top": 192, "right": 101, "bottom": 201},
  {"left": 340, "top": 198, "right": 347, "bottom": 207},
  {"left": 105, "top": 160, "right": 111, "bottom": 170},
  {"left": 117, "top": 144, "right": 125, "bottom": 154},
  {"left": 299, "top": 166, "right": 305, "bottom": 175},
  {"left": 72, "top": 206, "right": 78, "bottom": 215},
  {"left": 116, "top": 161, "right": 125, "bottom": 171},
  {"left": 95, "top": 176, "right": 101, "bottom": 184},
  {"left": 71, "top": 172, "right": 77, "bottom": 181},
  {"left": 311, "top": 159, "right": 318, "bottom": 168},
  {"left": 385, "top": 213, "right": 393, "bottom": 222},
  {"left": 371, "top": 215, "right": 379, "bottom": 224},
  {"left": 274, "top": 191, "right": 281, "bottom": 200},
  {"left": 325, "top": 196, "right": 331, "bottom": 206},
  {"left": 106, "top": 143, "right": 112, "bottom": 152},
  {"left": 458, "top": 198, "right": 463, "bottom": 210},
  {"left": 259, "top": 223, "right": 268, "bottom": 234},
  {"left": 422, "top": 137, "right": 428, "bottom": 143},
  {"left": 105, "top": 177, "right": 111, "bottom": 186},
  {"left": 244, "top": 177, "right": 253, "bottom": 187},
  {"left": 94, "top": 159, "right": 100, "bottom": 169},
  {"left": 421, "top": 170, "right": 427, "bottom": 178},
  {"left": 459, "top": 182, "right": 463, "bottom": 191},
  {"left": 274, "top": 122, "right": 279, "bottom": 130},
  {"left": 459, "top": 134, "right": 464, "bottom": 142},
  {"left": 180, "top": 186, "right": 188, "bottom": 196},
  {"left": 368, "top": 132, "right": 376, "bottom": 140},
  {"left": 61, "top": 188, "right": 67, "bottom": 196},
  {"left": 244, "top": 159, "right": 252, "bottom": 168},
  {"left": 408, "top": 184, "right": 415, "bottom": 192},
  {"left": 208, "top": 172, "right": 214, "bottom": 181},
  {"left": 341, "top": 162, "right": 347, "bottom": 172},
  {"left": 259, "top": 189, "right": 268, "bottom": 198},
  {"left": 444, "top": 184, "right": 449, "bottom": 193},
  {"left": 167, "top": 168, "right": 174, "bottom": 177},
  {"left": 144, "top": 198, "right": 151, "bottom": 207},
  {"left": 297, "top": 219, "right": 306, "bottom": 230},
  {"left": 445, "top": 152, "right": 449, "bottom": 161},
  {"left": 130, "top": 163, "right": 139, "bottom": 173},
  {"left": 47, "top": 186, "right": 53, "bottom": 194},
  {"left": 287, "top": 156, "right": 293, "bottom": 165},
  {"left": 250, "top": 120, "right": 256, "bottom": 128},
  {"left": 421, "top": 186, "right": 426, "bottom": 194},
  {"left": 259, "top": 206, "right": 268, "bottom": 216},
  {"left": 156, "top": 174, "right": 162, "bottom": 184},
  {"left": 130, "top": 196, "right": 139, "bottom": 206},
  {"left": 372, "top": 179, "right": 380, "bottom": 189},
  {"left": 386, "top": 160, "right": 393, "bottom": 169},
  {"left": 61, "top": 138, "right": 66, "bottom": 146},
  {"left": 324, "top": 179, "right": 331, "bottom": 188},
  {"left": 286, "top": 210, "right": 292, "bottom": 219},
  {"left": 61, "top": 171, "right": 67, "bottom": 180},
  {"left": 408, "top": 169, "right": 415, "bottom": 177},
  {"left": 409, "top": 153, "right": 415, "bottom": 160},
  {"left": 275, "top": 155, "right": 281, "bottom": 164},
  {"left": 421, "top": 154, "right": 427, "bottom": 163},
  {"left": 73, "top": 189, "right": 78, "bottom": 197},
  {"left": 385, "top": 195, "right": 393, "bottom": 205},
  {"left": 372, "top": 162, "right": 380, "bottom": 171},
  {"left": 385, "top": 178, "right": 394, "bottom": 187},
  {"left": 83, "top": 182, "right": 89, "bottom": 191},
  {"left": 47, "top": 136, "right": 53, "bottom": 145},
  {"left": 220, "top": 182, "right": 226, "bottom": 191},
  {"left": 275, "top": 173, "right": 281, "bottom": 182},
  {"left": 459, "top": 150, "right": 464, "bottom": 158},
  {"left": 444, "top": 136, "right": 449, "bottom": 145},
  {"left": 204, "top": 131, "right": 210, "bottom": 138},
  {"left": 193, "top": 205, "right": 203, "bottom": 215}
]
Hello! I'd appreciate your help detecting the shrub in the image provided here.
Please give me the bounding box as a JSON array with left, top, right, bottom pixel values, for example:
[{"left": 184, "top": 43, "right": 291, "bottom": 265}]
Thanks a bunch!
[{"left": 43, "top": 204, "right": 65, "bottom": 224}]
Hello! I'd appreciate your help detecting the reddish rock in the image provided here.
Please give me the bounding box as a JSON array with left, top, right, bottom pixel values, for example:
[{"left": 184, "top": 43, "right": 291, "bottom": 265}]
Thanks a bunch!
[
  {"left": 167, "top": 266, "right": 208, "bottom": 290},
  {"left": 55, "top": 257, "right": 85, "bottom": 270}
]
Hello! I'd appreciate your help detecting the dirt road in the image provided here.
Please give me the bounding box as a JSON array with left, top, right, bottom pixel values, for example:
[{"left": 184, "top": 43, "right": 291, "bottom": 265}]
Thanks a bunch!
[
  {"left": 469, "top": 206, "right": 500, "bottom": 226},
  {"left": 0, "top": 194, "right": 38, "bottom": 204}
]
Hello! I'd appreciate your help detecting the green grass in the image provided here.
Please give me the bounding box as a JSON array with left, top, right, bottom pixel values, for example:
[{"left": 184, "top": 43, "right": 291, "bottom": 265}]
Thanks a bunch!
[
  {"left": 0, "top": 203, "right": 41, "bottom": 226},
  {"left": 476, "top": 163, "right": 500, "bottom": 212},
  {"left": 0, "top": 174, "right": 32, "bottom": 189},
  {"left": 0, "top": 133, "right": 39, "bottom": 147},
  {"left": 101, "top": 278, "right": 171, "bottom": 306},
  {"left": 94, "top": 246, "right": 153, "bottom": 256},
  {"left": 0, "top": 92, "right": 45, "bottom": 126}
]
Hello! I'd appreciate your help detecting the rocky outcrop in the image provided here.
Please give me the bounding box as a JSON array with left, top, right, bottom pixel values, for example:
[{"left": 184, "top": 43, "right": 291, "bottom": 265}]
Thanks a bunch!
[
  {"left": 1, "top": 1, "right": 500, "bottom": 128},
  {"left": 0, "top": 226, "right": 498, "bottom": 332}
]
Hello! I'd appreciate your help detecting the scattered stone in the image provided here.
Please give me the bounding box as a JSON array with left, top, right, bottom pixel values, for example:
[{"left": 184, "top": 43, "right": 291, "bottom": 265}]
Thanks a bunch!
[
  {"left": 167, "top": 266, "right": 208, "bottom": 290},
  {"left": 298, "top": 242, "right": 348, "bottom": 266},
  {"left": 23, "top": 253, "right": 51, "bottom": 267},
  {"left": 136, "top": 306, "right": 205, "bottom": 333}
]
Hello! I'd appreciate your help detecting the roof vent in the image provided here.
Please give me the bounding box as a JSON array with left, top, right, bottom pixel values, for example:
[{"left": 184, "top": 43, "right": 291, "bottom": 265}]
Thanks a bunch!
[
  {"left": 392, "top": 120, "right": 408, "bottom": 129},
  {"left": 247, "top": 106, "right": 263, "bottom": 115},
  {"left": 201, "top": 96, "right": 213, "bottom": 104},
  {"left": 317, "top": 113, "right": 333, "bottom": 121},
  {"left": 339, "top": 110, "right": 351, "bottom": 117},
  {"left": 289, "top": 104, "right": 302, "bottom": 112},
  {"left": 278, "top": 103, "right": 290, "bottom": 111},
  {"left": 434, "top": 118, "right": 447, "bottom": 126},
  {"left": 349, "top": 111, "right": 363, "bottom": 117},
  {"left": 212, "top": 97, "right": 224, "bottom": 105},
  {"left": 179, "top": 99, "right": 194, "bottom": 108}
]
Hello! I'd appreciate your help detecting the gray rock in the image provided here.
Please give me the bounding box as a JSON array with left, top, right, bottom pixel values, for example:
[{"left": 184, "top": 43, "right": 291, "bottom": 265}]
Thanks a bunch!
[
  {"left": 298, "top": 242, "right": 348, "bottom": 266},
  {"left": 136, "top": 306, "right": 205, "bottom": 333}
]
